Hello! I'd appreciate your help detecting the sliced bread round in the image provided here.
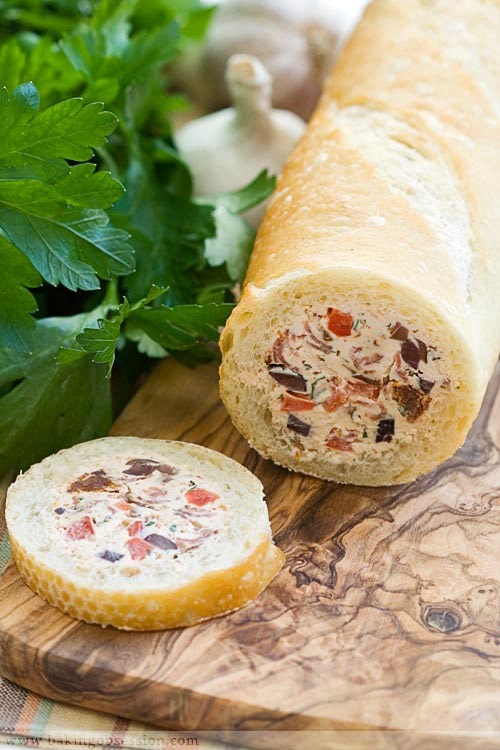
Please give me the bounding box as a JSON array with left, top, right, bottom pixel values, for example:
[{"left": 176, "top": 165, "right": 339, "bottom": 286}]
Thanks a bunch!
[{"left": 6, "top": 437, "right": 284, "bottom": 630}]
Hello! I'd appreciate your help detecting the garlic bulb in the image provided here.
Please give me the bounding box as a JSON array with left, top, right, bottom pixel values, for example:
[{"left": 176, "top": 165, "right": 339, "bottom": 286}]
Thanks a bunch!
[
  {"left": 175, "top": 54, "right": 306, "bottom": 227},
  {"left": 174, "top": 0, "right": 371, "bottom": 120}
]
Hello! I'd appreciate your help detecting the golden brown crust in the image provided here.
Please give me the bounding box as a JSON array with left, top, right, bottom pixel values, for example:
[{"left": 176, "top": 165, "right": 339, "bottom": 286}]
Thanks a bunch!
[
  {"left": 10, "top": 535, "right": 284, "bottom": 630},
  {"left": 242, "top": 0, "right": 500, "bottom": 380}
]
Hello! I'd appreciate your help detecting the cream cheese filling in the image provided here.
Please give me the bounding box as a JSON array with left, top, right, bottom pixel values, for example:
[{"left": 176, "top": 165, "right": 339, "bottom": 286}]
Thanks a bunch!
[
  {"left": 261, "top": 305, "right": 451, "bottom": 460},
  {"left": 44, "top": 455, "right": 232, "bottom": 581}
]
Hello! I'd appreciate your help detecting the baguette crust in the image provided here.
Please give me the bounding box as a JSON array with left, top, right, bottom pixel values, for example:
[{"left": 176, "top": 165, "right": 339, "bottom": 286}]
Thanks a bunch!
[
  {"left": 220, "top": 0, "right": 500, "bottom": 486},
  {"left": 6, "top": 437, "right": 284, "bottom": 630},
  {"left": 9, "top": 535, "right": 282, "bottom": 631}
]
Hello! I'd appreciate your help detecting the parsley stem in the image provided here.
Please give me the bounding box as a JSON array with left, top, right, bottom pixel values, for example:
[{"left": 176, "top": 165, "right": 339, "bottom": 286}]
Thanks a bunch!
[
  {"left": 102, "top": 280, "right": 119, "bottom": 310},
  {"left": 5, "top": 9, "right": 75, "bottom": 34},
  {"left": 95, "top": 147, "right": 120, "bottom": 179},
  {"left": 311, "top": 376, "right": 326, "bottom": 399}
]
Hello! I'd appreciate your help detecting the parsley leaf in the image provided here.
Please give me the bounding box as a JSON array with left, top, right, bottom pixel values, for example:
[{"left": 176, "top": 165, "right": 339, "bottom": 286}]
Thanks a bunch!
[
  {"left": 75, "top": 318, "right": 121, "bottom": 374},
  {"left": 200, "top": 170, "right": 276, "bottom": 215},
  {"left": 0, "top": 310, "right": 112, "bottom": 475},
  {"left": 204, "top": 207, "right": 255, "bottom": 283},
  {"left": 129, "top": 302, "right": 234, "bottom": 350},
  {"left": 0, "top": 83, "right": 133, "bottom": 293},
  {"left": 0, "top": 2, "right": 273, "bottom": 473},
  {"left": 199, "top": 170, "right": 276, "bottom": 282},
  {"left": 0, "top": 83, "right": 118, "bottom": 181},
  {"left": 117, "top": 147, "right": 215, "bottom": 303},
  {"left": 72, "top": 287, "right": 231, "bottom": 375},
  {"left": 67, "top": 284, "right": 167, "bottom": 374},
  {"left": 0, "top": 181, "right": 132, "bottom": 291},
  {"left": 0, "top": 238, "right": 41, "bottom": 353},
  {"left": 56, "top": 163, "right": 125, "bottom": 208},
  {"left": 60, "top": 20, "right": 180, "bottom": 94}
]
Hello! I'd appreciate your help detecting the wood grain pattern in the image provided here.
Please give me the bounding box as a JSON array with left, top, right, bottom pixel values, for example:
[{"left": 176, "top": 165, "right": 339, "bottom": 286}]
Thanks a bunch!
[{"left": 0, "top": 359, "right": 499, "bottom": 748}]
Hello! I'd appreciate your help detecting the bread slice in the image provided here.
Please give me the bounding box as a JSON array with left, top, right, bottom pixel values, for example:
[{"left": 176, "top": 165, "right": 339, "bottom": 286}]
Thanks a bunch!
[
  {"left": 5, "top": 437, "right": 284, "bottom": 630},
  {"left": 219, "top": 0, "right": 500, "bottom": 486}
]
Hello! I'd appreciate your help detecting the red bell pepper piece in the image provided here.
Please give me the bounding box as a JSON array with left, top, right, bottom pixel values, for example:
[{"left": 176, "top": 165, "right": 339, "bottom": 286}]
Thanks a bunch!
[
  {"left": 327, "top": 308, "right": 353, "bottom": 337},
  {"left": 326, "top": 430, "right": 357, "bottom": 452},
  {"left": 66, "top": 515, "right": 94, "bottom": 540},
  {"left": 127, "top": 520, "right": 143, "bottom": 537},
  {"left": 126, "top": 537, "right": 153, "bottom": 560},
  {"left": 281, "top": 393, "right": 315, "bottom": 412},
  {"left": 185, "top": 488, "right": 219, "bottom": 507},
  {"left": 322, "top": 388, "right": 348, "bottom": 413}
]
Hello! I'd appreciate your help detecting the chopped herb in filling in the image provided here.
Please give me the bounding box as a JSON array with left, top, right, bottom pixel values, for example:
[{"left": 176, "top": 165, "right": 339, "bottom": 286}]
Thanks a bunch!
[
  {"left": 52, "top": 458, "right": 225, "bottom": 570},
  {"left": 265, "top": 306, "right": 449, "bottom": 454}
]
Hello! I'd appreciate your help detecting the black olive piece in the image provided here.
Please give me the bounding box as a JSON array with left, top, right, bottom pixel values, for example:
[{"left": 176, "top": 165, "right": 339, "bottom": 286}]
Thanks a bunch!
[
  {"left": 144, "top": 534, "right": 178, "bottom": 550},
  {"left": 390, "top": 323, "right": 409, "bottom": 341},
  {"left": 376, "top": 418, "right": 395, "bottom": 443},
  {"left": 401, "top": 339, "right": 421, "bottom": 370},
  {"left": 268, "top": 364, "right": 307, "bottom": 393},
  {"left": 98, "top": 550, "right": 124, "bottom": 563},
  {"left": 124, "top": 459, "right": 178, "bottom": 477},
  {"left": 417, "top": 339, "right": 428, "bottom": 363},
  {"left": 418, "top": 377, "right": 435, "bottom": 394},
  {"left": 286, "top": 414, "right": 311, "bottom": 437}
]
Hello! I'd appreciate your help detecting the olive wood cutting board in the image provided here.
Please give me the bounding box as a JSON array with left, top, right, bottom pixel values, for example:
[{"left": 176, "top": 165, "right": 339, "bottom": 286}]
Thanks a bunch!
[{"left": 1, "top": 359, "right": 499, "bottom": 749}]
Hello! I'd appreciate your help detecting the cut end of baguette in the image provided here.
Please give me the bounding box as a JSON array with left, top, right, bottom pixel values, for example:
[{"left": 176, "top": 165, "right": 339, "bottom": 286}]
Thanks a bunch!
[
  {"left": 6, "top": 437, "right": 284, "bottom": 630},
  {"left": 220, "top": 271, "right": 481, "bottom": 486}
]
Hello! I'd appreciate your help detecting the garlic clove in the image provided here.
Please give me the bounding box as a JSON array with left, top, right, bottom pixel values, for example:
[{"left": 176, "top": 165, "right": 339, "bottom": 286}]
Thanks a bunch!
[
  {"left": 202, "top": 9, "right": 321, "bottom": 119},
  {"left": 226, "top": 53, "right": 273, "bottom": 123},
  {"left": 175, "top": 54, "right": 306, "bottom": 228},
  {"left": 173, "top": 0, "right": 372, "bottom": 121}
]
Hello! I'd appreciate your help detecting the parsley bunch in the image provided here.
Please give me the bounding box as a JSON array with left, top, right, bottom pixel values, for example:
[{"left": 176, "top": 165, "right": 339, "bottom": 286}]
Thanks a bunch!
[{"left": 0, "top": 0, "right": 274, "bottom": 474}]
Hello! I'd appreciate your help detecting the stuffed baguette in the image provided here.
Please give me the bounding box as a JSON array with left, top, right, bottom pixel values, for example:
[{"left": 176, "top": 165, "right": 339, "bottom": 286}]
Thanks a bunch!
[{"left": 220, "top": 0, "right": 500, "bottom": 486}]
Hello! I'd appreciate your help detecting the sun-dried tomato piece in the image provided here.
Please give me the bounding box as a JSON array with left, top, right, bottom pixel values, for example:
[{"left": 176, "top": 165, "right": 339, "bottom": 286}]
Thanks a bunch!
[
  {"left": 126, "top": 537, "right": 153, "bottom": 560},
  {"left": 326, "top": 429, "right": 357, "bottom": 452},
  {"left": 66, "top": 515, "right": 94, "bottom": 541},
  {"left": 352, "top": 373, "right": 384, "bottom": 386},
  {"left": 391, "top": 352, "right": 410, "bottom": 383},
  {"left": 281, "top": 392, "right": 315, "bottom": 412},
  {"left": 127, "top": 520, "right": 143, "bottom": 537},
  {"left": 391, "top": 383, "right": 430, "bottom": 422},
  {"left": 186, "top": 488, "right": 219, "bottom": 506},
  {"left": 327, "top": 308, "right": 353, "bottom": 337},
  {"left": 346, "top": 380, "right": 381, "bottom": 400},
  {"left": 267, "top": 330, "right": 291, "bottom": 366},
  {"left": 350, "top": 347, "right": 384, "bottom": 371},
  {"left": 305, "top": 321, "right": 332, "bottom": 353},
  {"left": 68, "top": 470, "right": 118, "bottom": 493}
]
